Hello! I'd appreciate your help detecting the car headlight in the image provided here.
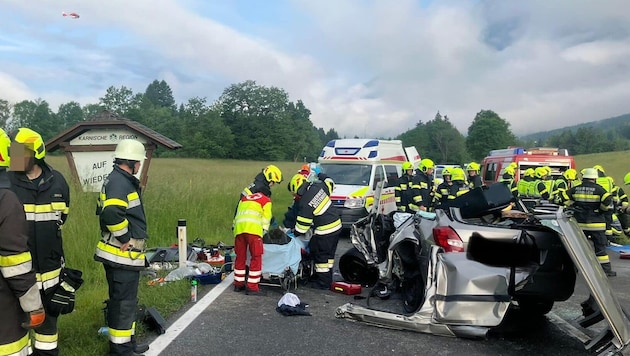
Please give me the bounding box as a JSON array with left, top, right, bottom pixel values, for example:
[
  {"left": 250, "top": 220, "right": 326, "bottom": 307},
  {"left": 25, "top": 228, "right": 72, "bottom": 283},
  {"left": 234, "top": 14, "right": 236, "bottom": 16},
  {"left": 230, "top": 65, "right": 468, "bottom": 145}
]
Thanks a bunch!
[{"left": 344, "top": 197, "right": 365, "bottom": 209}]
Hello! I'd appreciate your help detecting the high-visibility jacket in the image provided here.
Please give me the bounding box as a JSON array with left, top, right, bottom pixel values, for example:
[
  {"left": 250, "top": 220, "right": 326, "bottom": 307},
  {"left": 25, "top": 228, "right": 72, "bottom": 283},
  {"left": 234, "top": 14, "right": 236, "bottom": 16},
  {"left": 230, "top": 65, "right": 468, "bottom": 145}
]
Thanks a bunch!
[
  {"left": 95, "top": 166, "right": 148, "bottom": 271},
  {"left": 394, "top": 174, "right": 420, "bottom": 212},
  {"left": 233, "top": 192, "right": 272, "bottom": 237},
  {"left": 517, "top": 177, "right": 533, "bottom": 197},
  {"left": 0, "top": 170, "right": 43, "bottom": 356},
  {"left": 499, "top": 172, "right": 518, "bottom": 198},
  {"left": 295, "top": 182, "right": 341, "bottom": 236},
  {"left": 560, "top": 180, "right": 612, "bottom": 231},
  {"left": 8, "top": 162, "right": 69, "bottom": 294},
  {"left": 596, "top": 176, "right": 614, "bottom": 193}
]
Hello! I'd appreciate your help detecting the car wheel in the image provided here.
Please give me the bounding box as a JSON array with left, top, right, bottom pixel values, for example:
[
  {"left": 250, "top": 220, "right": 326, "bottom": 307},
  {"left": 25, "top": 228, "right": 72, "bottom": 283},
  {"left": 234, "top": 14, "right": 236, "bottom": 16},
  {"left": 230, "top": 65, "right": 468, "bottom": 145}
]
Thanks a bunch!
[
  {"left": 339, "top": 247, "right": 378, "bottom": 287},
  {"left": 517, "top": 298, "right": 554, "bottom": 315}
]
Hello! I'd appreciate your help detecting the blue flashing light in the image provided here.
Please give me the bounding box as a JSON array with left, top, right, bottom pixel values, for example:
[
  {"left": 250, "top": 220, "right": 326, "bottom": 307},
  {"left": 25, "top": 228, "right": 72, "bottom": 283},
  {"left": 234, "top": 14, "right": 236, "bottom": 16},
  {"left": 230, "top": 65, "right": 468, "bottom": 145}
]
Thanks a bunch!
[
  {"left": 514, "top": 148, "right": 525, "bottom": 154},
  {"left": 368, "top": 150, "right": 378, "bottom": 158},
  {"left": 326, "top": 140, "right": 336, "bottom": 147},
  {"left": 363, "top": 140, "right": 379, "bottom": 148},
  {"left": 319, "top": 150, "right": 325, "bottom": 157}
]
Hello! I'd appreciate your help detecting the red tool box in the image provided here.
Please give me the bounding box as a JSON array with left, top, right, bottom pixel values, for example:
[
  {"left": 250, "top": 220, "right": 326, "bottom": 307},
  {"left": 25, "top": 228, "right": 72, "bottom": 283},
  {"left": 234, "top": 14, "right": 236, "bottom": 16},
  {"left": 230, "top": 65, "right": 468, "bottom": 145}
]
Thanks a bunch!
[{"left": 330, "top": 282, "right": 362, "bottom": 295}]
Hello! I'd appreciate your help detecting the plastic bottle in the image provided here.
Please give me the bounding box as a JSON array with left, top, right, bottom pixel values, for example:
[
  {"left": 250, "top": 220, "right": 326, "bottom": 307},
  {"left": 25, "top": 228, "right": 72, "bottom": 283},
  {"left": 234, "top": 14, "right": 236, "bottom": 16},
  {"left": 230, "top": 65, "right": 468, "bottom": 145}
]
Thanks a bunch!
[
  {"left": 98, "top": 326, "right": 109, "bottom": 336},
  {"left": 190, "top": 279, "right": 198, "bottom": 302}
]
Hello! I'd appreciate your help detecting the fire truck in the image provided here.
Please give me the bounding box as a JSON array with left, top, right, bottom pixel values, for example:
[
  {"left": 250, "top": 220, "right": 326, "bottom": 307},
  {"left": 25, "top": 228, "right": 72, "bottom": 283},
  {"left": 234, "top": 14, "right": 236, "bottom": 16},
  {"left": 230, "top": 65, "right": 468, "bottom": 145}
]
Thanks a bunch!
[{"left": 480, "top": 147, "right": 576, "bottom": 186}]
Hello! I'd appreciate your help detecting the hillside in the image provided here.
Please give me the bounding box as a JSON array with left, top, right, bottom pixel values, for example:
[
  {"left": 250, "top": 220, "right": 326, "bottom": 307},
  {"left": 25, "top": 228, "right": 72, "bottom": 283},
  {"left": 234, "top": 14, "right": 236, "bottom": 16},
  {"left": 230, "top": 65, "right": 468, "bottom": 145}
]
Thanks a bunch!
[{"left": 519, "top": 112, "right": 630, "bottom": 142}]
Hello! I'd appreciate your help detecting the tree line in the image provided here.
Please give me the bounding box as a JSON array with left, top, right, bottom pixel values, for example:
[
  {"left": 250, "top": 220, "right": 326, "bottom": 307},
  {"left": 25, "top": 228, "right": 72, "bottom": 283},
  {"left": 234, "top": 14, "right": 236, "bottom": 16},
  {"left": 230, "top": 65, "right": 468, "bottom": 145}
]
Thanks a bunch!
[{"left": 1, "top": 79, "right": 627, "bottom": 163}]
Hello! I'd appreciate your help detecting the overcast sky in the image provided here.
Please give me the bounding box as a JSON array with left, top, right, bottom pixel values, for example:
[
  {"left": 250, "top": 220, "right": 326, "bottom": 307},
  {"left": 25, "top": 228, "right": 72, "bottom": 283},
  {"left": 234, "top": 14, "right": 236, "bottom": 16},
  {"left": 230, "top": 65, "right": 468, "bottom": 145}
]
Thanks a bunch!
[{"left": 2, "top": 0, "right": 630, "bottom": 138}]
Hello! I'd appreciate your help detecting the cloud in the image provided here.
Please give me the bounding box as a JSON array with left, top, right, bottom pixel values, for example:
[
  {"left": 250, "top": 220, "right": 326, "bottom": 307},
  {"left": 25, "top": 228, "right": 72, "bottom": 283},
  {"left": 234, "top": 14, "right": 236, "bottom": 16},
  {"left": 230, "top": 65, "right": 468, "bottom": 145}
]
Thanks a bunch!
[{"left": 2, "top": 0, "right": 630, "bottom": 139}]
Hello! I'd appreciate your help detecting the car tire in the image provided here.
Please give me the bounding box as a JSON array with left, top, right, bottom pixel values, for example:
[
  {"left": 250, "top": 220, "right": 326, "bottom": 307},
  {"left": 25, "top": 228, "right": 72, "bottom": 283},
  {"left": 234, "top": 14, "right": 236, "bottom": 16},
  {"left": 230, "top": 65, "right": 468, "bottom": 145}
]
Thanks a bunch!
[{"left": 339, "top": 247, "right": 378, "bottom": 287}]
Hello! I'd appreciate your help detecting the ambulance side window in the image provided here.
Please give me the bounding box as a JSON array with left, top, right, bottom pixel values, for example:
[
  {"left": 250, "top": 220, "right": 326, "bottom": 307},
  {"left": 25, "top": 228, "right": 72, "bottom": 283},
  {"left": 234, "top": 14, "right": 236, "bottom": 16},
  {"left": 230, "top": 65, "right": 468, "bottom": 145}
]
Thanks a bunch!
[
  {"left": 373, "top": 165, "right": 386, "bottom": 190},
  {"left": 384, "top": 165, "right": 399, "bottom": 187}
]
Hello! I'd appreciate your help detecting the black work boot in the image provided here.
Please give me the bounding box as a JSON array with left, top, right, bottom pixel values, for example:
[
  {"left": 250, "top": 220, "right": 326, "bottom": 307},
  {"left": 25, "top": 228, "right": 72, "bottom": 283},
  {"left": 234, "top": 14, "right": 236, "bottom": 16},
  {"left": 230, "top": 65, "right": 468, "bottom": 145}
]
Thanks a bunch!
[{"left": 132, "top": 335, "right": 149, "bottom": 355}]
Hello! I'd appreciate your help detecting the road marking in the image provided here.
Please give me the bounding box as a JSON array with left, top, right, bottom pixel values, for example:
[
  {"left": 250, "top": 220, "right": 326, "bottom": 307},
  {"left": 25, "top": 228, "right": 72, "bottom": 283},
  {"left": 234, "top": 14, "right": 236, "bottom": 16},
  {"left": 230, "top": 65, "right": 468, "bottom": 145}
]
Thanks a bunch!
[
  {"left": 144, "top": 273, "right": 234, "bottom": 356},
  {"left": 547, "top": 311, "right": 591, "bottom": 344}
]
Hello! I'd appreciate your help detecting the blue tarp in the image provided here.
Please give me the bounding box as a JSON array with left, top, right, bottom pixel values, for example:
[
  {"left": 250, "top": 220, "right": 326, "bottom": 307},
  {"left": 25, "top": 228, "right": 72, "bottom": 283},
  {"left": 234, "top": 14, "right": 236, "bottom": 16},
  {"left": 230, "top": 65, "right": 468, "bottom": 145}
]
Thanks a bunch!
[{"left": 607, "top": 245, "right": 630, "bottom": 253}]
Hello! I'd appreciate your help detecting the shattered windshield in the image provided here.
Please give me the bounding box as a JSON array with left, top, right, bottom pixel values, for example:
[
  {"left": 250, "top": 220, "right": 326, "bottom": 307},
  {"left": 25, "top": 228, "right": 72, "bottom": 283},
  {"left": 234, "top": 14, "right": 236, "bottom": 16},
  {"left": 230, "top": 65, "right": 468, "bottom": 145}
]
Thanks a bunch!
[{"left": 320, "top": 164, "right": 372, "bottom": 186}]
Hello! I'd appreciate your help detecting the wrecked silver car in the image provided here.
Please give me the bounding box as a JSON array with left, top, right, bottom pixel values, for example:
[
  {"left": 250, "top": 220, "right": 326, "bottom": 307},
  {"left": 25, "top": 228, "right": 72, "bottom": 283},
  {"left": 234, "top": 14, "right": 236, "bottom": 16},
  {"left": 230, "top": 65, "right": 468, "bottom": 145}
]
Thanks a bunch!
[{"left": 336, "top": 184, "right": 630, "bottom": 355}]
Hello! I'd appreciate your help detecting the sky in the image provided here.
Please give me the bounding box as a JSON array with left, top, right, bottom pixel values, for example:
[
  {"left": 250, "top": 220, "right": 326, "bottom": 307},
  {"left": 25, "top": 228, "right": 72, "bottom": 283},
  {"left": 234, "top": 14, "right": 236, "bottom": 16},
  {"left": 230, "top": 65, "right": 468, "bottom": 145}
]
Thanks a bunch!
[{"left": 2, "top": 0, "right": 630, "bottom": 138}]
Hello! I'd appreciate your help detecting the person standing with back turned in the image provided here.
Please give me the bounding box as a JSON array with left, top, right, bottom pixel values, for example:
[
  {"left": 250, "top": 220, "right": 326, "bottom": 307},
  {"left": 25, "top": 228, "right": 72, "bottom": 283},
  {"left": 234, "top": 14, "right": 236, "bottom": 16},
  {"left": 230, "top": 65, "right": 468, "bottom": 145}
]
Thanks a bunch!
[
  {"left": 94, "top": 139, "right": 149, "bottom": 356},
  {"left": 8, "top": 128, "right": 69, "bottom": 356},
  {"left": 0, "top": 128, "right": 46, "bottom": 356}
]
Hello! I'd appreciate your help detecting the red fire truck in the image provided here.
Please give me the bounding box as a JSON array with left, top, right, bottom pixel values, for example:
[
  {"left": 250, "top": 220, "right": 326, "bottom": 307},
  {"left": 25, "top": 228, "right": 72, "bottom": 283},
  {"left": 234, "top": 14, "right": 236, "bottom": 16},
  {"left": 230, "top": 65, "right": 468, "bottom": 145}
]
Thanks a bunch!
[{"left": 480, "top": 147, "right": 576, "bottom": 186}]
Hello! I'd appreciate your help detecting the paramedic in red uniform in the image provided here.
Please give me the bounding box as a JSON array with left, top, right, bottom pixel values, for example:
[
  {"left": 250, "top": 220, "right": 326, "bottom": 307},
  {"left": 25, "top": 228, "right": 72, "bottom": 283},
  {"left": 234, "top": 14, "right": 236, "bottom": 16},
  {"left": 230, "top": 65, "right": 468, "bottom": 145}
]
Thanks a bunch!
[
  {"left": 233, "top": 192, "right": 273, "bottom": 295},
  {"left": 288, "top": 174, "right": 342, "bottom": 289}
]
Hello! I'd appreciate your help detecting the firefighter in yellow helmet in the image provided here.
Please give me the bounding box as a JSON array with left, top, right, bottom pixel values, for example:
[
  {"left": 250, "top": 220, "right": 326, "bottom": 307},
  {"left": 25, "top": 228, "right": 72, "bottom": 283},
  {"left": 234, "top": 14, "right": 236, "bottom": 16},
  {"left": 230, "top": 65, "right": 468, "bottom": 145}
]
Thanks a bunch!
[
  {"left": 94, "top": 139, "right": 149, "bottom": 355},
  {"left": 395, "top": 161, "right": 421, "bottom": 212},
  {"left": 414, "top": 158, "right": 435, "bottom": 211},
  {"left": 433, "top": 167, "right": 454, "bottom": 208},
  {"left": 466, "top": 162, "right": 483, "bottom": 189},
  {"left": 288, "top": 173, "right": 341, "bottom": 289},
  {"left": 552, "top": 168, "right": 577, "bottom": 204},
  {"left": 8, "top": 128, "right": 71, "bottom": 355},
  {"left": 558, "top": 168, "right": 615, "bottom": 276},
  {"left": 532, "top": 167, "right": 551, "bottom": 200},
  {"left": 0, "top": 128, "right": 46, "bottom": 355},
  {"left": 446, "top": 167, "right": 470, "bottom": 200},
  {"left": 499, "top": 165, "right": 518, "bottom": 198},
  {"left": 517, "top": 168, "right": 536, "bottom": 198},
  {"left": 593, "top": 165, "right": 616, "bottom": 240}
]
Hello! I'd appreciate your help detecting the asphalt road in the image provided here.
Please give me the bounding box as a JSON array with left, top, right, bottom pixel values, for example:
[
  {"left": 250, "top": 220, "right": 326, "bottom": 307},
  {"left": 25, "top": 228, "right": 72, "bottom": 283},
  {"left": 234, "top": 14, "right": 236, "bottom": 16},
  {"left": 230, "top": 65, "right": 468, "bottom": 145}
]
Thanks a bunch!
[{"left": 141, "top": 238, "right": 630, "bottom": 356}]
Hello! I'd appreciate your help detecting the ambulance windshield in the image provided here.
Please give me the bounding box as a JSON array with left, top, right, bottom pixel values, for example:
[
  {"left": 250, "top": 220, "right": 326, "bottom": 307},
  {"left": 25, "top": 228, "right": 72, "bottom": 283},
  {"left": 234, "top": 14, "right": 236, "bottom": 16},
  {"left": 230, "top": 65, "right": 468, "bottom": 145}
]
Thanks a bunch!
[{"left": 320, "top": 164, "right": 372, "bottom": 186}]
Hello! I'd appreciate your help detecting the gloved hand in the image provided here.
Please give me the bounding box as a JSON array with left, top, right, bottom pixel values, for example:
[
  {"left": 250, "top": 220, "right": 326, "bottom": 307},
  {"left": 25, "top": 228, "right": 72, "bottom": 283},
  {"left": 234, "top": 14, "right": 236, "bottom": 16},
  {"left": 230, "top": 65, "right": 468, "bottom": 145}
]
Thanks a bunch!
[
  {"left": 22, "top": 308, "right": 45, "bottom": 329},
  {"left": 48, "top": 281, "right": 78, "bottom": 316}
]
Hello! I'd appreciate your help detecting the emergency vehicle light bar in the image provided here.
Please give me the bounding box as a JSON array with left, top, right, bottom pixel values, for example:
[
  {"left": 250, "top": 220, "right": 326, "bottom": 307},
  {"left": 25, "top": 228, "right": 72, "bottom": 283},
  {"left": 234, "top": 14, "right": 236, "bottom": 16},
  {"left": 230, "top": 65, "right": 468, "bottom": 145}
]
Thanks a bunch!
[
  {"left": 487, "top": 147, "right": 569, "bottom": 156},
  {"left": 487, "top": 147, "right": 526, "bottom": 156}
]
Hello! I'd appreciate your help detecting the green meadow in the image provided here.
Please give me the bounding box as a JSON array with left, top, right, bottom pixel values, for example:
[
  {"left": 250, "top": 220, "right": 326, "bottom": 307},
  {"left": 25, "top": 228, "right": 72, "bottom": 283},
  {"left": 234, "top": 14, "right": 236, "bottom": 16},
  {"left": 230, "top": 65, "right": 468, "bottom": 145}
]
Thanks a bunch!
[
  {"left": 47, "top": 156, "right": 301, "bottom": 355},
  {"left": 38, "top": 151, "right": 630, "bottom": 354}
]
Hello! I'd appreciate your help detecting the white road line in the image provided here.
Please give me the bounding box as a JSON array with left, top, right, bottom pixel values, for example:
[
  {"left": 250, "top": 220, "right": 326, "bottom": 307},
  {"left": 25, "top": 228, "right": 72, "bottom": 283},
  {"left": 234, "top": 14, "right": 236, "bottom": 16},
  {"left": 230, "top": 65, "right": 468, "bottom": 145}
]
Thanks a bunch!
[
  {"left": 144, "top": 273, "right": 234, "bottom": 356},
  {"left": 547, "top": 311, "right": 591, "bottom": 344}
]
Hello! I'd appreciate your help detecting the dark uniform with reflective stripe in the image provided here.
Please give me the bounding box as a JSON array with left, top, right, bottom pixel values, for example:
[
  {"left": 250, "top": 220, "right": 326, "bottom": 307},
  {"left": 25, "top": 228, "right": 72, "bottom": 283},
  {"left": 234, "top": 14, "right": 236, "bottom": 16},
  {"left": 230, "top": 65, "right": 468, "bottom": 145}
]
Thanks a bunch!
[
  {"left": 1, "top": 169, "right": 43, "bottom": 356},
  {"left": 394, "top": 173, "right": 420, "bottom": 212},
  {"left": 560, "top": 180, "right": 614, "bottom": 274},
  {"left": 9, "top": 162, "right": 69, "bottom": 355},
  {"left": 94, "top": 165, "right": 148, "bottom": 356},
  {"left": 414, "top": 171, "right": 433, "bottom": 211},
  {"left": 500, "top": 172, "right": 518, "bottom": 199},
  {"left": 294, "top": 181, "right": 342, "bottom": 289}
]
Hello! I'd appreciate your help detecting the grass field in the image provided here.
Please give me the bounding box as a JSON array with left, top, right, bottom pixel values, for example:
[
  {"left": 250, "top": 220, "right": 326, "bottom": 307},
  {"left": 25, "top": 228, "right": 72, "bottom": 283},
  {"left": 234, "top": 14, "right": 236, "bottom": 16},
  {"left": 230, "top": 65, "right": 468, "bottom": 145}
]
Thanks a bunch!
[
  {"left": 46, "top": 156, "right": 302, "bottom": 355},
  {"left": 42, "top": 151, "right": 630, "bottom": 354}
]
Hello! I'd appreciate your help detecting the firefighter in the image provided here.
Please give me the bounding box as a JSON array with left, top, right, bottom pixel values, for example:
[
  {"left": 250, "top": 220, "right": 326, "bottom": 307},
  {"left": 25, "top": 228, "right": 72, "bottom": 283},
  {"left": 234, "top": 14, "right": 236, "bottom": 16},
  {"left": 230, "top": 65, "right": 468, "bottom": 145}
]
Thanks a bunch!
[
  {"left": 240, "top": 165, "right": 283, "bottom": 200},
  {"left": 288, "top": 173, "right": 342, "bottom": 289},
  {"left": 559, "top": 168, "right": 616, "bottom": 276},
  {"left": 553, "top": 169, "right": 577, "bottom": 204},
  {"left": 8, "top": 128, "right": 69, "bottom": 356},
  {"left": 533, "top": 167, "right": 551, "bottom": 201},
  {"left": 433, "top": 167, "right": 453, "bottom": 208},
  {"left": 594, "top": 165, "right": 616, "bottom": 240},
  {"left": 395, "top": 161, "right": 420, "bottom": 212},
  {"left": 94, "top": 139, "right": 150, "bottom": 356},
  {"left": 415, "top": 158, "right": 435, "bottom": 211},
  {"left": 618, "top": 172, "right": 630, "bottom": 236},
  {"left": 0, "top": 128, "right": 46, "bottom": 356},
  {"left": 233, "top": 190, "right": 272, "bottom": 295},
  {"left": 446, "top": 167, "right": 470, "bottom": 200},
  {"left": 466, "top": 162, "right": 483, "bottom": 189},
  {"left": 499, "top": 163, "right": 518, "bottom": 198},
  {"left": 517, "top": 168, "right": 536, "bottom": 198}
]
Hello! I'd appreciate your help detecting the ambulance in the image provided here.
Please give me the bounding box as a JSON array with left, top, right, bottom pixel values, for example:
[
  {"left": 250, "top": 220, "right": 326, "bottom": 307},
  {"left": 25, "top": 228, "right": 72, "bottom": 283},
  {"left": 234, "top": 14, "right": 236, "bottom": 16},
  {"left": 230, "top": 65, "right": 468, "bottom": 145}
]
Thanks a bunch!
[
  {"left": 480, "top": 147, "right": 576, "bottom": 186},
  {"left": 318, "top": 139, "right": 420, "bottom": 229}
]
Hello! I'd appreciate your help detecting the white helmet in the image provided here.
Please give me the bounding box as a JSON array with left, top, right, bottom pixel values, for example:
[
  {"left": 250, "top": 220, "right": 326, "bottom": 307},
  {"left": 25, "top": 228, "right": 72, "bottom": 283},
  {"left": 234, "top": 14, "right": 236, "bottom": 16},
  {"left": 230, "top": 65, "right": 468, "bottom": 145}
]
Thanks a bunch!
[
  {"left": 581, "top": 168, "right": 598, "bottom": 180},
  {"left": 114, "top": 139, "right": 146, "bottom": 161}
]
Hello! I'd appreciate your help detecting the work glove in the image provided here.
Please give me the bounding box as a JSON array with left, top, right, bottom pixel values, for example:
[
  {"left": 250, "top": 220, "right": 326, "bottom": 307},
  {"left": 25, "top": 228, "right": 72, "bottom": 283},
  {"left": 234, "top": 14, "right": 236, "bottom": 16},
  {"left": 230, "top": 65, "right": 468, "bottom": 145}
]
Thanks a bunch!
[
  {"left": 22, "top": 308, "right": 46, "bottom": 329},
  {"left": 47, "top": 281, "right": 77, "bottom": 316}
]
